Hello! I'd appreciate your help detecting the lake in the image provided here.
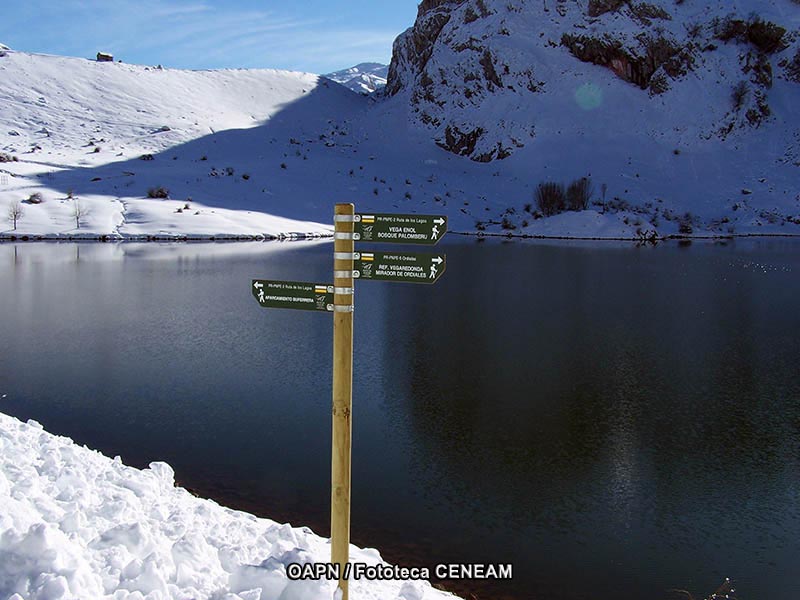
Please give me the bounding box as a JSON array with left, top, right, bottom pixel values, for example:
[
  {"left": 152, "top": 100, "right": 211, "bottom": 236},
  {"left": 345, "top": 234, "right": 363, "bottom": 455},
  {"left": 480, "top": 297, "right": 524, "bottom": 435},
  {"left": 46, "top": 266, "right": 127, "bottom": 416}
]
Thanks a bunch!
[{"left": 1, "top": 238, "right": 799, "bottom": 600}]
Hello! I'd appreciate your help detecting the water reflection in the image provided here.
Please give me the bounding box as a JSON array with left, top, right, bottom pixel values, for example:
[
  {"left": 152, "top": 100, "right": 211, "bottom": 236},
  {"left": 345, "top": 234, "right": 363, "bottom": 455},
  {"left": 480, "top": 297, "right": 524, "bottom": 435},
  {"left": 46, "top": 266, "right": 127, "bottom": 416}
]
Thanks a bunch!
[
  {"left": 380, "top": 241, "right": 800, "bottom": 598},
  {"left": 1, "top": 239, "right": 799, "bottom": 600}
]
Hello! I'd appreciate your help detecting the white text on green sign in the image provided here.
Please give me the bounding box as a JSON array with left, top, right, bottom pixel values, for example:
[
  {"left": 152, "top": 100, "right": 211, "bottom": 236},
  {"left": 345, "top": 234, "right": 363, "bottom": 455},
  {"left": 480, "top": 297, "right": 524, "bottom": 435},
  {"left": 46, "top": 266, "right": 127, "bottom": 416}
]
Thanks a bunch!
[
  {"left": 354, "top": 214, "right": 446, "bottom": 245},
  {"left": 354, "top": 252, "right": 446, "bottom": 284},
  {"left": 252, "top": 280, "right": 334, "bottom": 312}
]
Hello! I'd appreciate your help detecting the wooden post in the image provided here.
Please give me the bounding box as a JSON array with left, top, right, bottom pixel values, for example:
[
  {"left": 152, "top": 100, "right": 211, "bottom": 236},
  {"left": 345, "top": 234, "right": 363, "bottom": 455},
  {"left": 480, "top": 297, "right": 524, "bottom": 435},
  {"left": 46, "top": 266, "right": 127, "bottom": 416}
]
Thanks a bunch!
[{"left": 332, "top": 203, "right": 355, "bottom": 599}]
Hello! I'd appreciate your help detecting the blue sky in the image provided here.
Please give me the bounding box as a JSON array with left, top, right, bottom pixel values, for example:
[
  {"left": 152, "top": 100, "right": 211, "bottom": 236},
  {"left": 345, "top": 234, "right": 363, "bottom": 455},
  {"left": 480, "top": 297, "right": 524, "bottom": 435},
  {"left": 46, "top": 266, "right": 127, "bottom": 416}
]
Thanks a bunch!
[{"left": 0, "top": 0, "right": 419, "bottom": 73}]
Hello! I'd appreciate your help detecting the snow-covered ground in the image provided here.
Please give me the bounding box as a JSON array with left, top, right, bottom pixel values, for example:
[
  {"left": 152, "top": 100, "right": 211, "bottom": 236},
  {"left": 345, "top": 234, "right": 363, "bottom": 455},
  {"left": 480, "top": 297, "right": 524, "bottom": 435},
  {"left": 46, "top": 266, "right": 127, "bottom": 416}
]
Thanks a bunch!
[
  {"left": 0, "top": 412, "right": 458, "bottom": 600},
  {"left": 0, "top": 48, "right": 342, "bottom": 240},
  {"left": 2, "top": 2, "right": 799, "bottom": 242}
]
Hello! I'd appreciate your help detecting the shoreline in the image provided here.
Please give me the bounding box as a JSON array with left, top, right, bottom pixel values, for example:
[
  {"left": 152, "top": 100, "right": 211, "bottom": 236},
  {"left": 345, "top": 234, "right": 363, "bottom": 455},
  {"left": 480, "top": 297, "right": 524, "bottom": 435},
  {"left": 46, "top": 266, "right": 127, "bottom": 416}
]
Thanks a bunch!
[
  {"left": 0, "top": 411, "right": 461, "bottom": 600},
  {"left": 0, "top": 233, "right": 333, "bottom": 242},
  {"left": 2, "top": 231, "right": 800, "bottom": 243}
]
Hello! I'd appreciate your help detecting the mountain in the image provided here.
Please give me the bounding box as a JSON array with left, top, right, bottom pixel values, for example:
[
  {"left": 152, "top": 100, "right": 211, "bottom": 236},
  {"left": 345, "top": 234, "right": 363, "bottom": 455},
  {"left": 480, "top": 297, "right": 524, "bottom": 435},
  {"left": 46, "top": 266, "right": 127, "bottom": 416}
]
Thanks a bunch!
[
  {"left": 387, "top": 0, "right": 800, "bottom": 163},
  {"left": 1, "top": 1, "right": 798, "bottom": 241},
  {"left": 325, "top": 62, "right": 389, "bottom": 94}
]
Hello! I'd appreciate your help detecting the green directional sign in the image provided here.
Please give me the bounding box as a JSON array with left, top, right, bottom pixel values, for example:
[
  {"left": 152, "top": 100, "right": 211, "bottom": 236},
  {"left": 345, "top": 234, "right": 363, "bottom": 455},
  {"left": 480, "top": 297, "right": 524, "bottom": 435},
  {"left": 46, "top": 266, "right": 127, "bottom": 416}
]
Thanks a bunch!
[
  {"left": 252, "top": 280, "right": 334, "bottom": 312},
  {"left": 354, "top": 213, "right": 446, "bottom": 245},
  {"left": 354, "top": 251, "right": 446, "bottom": 284}
]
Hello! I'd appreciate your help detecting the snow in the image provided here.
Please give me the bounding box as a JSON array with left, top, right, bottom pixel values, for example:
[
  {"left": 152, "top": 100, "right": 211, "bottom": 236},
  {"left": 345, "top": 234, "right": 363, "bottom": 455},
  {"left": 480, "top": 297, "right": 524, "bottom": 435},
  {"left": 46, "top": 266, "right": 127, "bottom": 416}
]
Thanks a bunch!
[
  {"left": 386, "top": 0, "right": 800, "bottom": 236},
  {"left": 324, "top": 64, "right": 388, "bottom": 95},
  {"left": 0, "top": 50, "right": 339, "bottom": 240},
  {"left": 1, "top": 2, "right": 799, "bottom": 241},
  {"left": 0, "top": 412, "right": 459, "bottom": 600}
]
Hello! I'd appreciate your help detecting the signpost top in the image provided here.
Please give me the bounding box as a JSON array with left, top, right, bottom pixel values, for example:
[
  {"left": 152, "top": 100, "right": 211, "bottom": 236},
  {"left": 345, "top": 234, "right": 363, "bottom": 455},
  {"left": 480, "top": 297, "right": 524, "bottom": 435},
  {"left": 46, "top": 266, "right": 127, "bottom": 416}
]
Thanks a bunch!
[{"left": 354, "top": 213, "right": 446, "bottom": 245}]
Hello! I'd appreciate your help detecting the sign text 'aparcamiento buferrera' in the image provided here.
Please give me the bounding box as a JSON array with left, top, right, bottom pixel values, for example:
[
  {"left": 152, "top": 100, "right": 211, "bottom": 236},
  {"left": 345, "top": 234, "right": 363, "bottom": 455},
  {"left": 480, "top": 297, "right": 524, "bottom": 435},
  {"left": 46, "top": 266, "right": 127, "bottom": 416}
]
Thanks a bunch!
[
  {"left": 354, "top": 214, "right": 446, "bottom": 245},
  {"left": 354, "top": 251, "right": 446, "bottom": 284},
  {"left": 252, "top": 280, "right": 334, "bottom": 312}
]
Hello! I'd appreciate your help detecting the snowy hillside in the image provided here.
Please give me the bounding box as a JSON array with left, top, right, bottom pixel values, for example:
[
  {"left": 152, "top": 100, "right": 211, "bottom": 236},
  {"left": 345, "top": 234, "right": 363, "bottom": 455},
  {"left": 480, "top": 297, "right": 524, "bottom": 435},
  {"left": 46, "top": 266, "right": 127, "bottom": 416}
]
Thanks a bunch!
[
  {"left": 0, "top": 50, "right": 350, "bottom": 239},
  {"left": 1, "top": 1, "right": 799, "bottom": 240},
  {"left": 0, "top": 412, "right": 458, "bottom": 600},
  {"left": 325, "top": 63, "right": 389, "bottom": 94}
]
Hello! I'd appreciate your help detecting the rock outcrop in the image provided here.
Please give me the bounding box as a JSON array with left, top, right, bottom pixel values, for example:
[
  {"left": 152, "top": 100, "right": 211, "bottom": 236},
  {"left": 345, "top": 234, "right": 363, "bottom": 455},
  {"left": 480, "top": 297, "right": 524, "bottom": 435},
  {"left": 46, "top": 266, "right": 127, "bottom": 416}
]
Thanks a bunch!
[{"left": 386, "top": 0, "right": 799, "bottom": 161}]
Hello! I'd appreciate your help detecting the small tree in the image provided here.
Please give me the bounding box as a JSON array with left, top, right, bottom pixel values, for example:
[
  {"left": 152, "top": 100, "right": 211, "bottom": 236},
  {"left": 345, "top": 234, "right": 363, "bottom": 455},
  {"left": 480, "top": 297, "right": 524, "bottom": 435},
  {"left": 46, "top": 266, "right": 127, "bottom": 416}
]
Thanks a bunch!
[
  {"left": 535, "top": 182, "right": 566, "bottom": 216},
  {"left": 600, "top": 183, "right": 608, "bottom": 213},
  {"left": 8, "top": 201, "right": 23, "bottom": 230},
  {"left": 72, "top": 201, "right": 90, "bottom": 229},
  {"left": 566, "top": 177, "right": 593, "bottom": 211}
]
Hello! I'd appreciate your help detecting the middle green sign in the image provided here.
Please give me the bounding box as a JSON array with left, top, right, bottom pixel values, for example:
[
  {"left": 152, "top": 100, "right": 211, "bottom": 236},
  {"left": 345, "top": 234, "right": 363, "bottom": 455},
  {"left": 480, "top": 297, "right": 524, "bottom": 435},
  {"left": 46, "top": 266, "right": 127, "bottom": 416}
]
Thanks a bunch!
[{"left": 354, "top": 251, "right": 446, "bottom": 284}]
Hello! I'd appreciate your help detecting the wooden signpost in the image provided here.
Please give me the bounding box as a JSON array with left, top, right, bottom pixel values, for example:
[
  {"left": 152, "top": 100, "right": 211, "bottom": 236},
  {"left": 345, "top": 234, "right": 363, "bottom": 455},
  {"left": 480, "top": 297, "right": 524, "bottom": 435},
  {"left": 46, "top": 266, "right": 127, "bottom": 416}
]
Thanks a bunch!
[{"left": 252, "top": 204, "right": 447, "bottom": 600}]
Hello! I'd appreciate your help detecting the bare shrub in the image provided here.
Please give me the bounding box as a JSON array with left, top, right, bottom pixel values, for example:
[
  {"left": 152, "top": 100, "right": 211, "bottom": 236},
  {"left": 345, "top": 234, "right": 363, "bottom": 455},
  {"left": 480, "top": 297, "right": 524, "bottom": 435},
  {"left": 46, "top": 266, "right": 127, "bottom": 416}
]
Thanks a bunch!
[
  {"left": 678, "top": 212, "right": 694, "bottom": 235},
  {"left": 685, "top": 22, "right": 703, "bottom": 39},
  {"left": 715, "top": 16, "right": 748, "bottom": 42},
  {"left": 566, "top": 178, "right": 593, "bottom": 211},
  {"left": 747, "top": 18, "right": 787, "bottom": 54},
  {"left": 715, "top": 15, "right": 787, "bottom": 53},
  {"left": 535, "top": 182, "right": 566, "bottom": 216},
  {"left": 629, "top": 2, "right": 671, "bottom": 24},
  {"left": 147, "top": 186, "right": 169, "bottom": 199},
  {"left": 786, "top": 49, "right": 800, "bottom": 82},
  {"left": 587, "top": 0, "right": 625, "bottom": 17},
  {"left": 649, "top": 72, "right": 670, "bottom": 95},
  {"left": 731, "top": 81, "right": 749, "bottom": 111}
]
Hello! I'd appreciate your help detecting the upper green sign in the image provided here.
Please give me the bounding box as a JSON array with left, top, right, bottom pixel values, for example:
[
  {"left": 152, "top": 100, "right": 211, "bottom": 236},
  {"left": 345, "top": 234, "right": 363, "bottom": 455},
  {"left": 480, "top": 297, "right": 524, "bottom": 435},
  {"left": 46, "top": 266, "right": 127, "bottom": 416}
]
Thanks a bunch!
[
  {"left": 354, "top": 214, "right": 447, "bottom": 245},
  {"left": 252, "top": 280, "right": 333, "bottom": 312},
  {"left": 354, "top": 251, "right": 446, "bottom": 284}
]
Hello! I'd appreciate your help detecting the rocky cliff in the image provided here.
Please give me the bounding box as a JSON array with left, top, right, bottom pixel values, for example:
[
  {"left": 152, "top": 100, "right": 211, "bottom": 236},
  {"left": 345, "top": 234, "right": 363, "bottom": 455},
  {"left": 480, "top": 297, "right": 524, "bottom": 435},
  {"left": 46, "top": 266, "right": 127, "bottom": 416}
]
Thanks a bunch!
[{"left": 386, "top": 0, "right": 800, "bottom": 162}]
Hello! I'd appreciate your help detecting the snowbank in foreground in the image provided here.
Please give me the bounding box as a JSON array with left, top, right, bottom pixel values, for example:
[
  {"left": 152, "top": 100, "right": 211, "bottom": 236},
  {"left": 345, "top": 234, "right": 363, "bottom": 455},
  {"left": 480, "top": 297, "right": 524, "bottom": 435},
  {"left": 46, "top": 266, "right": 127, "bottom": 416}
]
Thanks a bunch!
[{"left": 0, "top": 412, "right": 457, "bottom": 600}]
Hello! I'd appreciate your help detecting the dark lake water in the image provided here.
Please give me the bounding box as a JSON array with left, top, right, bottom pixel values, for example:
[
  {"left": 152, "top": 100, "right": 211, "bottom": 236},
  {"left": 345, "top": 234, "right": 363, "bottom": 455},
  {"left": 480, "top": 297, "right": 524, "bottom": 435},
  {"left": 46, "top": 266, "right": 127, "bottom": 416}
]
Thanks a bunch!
[{"left": 1, "top": 238, "right": 799, "bottom": 600}]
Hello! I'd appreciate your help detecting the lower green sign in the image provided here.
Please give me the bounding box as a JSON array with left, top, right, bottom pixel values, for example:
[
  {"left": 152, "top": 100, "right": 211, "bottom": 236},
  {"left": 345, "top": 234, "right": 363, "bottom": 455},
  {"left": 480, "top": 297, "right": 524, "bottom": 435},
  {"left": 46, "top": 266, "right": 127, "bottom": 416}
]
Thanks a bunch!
[
  {"left": 354, "top": 252, "right": 446, "bottom": 284},
  {"left": 252, "top": 280, "right": 334, "bottom": 311}
]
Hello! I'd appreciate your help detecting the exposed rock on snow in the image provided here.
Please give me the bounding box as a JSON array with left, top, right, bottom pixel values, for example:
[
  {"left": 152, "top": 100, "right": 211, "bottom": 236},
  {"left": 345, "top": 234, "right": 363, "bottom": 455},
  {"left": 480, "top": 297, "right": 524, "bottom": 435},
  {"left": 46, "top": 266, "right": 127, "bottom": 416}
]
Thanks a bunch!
[
  {"left": 386, "top": 0, "right": 800, "bottom": 161},
  {"left": 0, "top": 412, "right": 459, "bottom": 600}
]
